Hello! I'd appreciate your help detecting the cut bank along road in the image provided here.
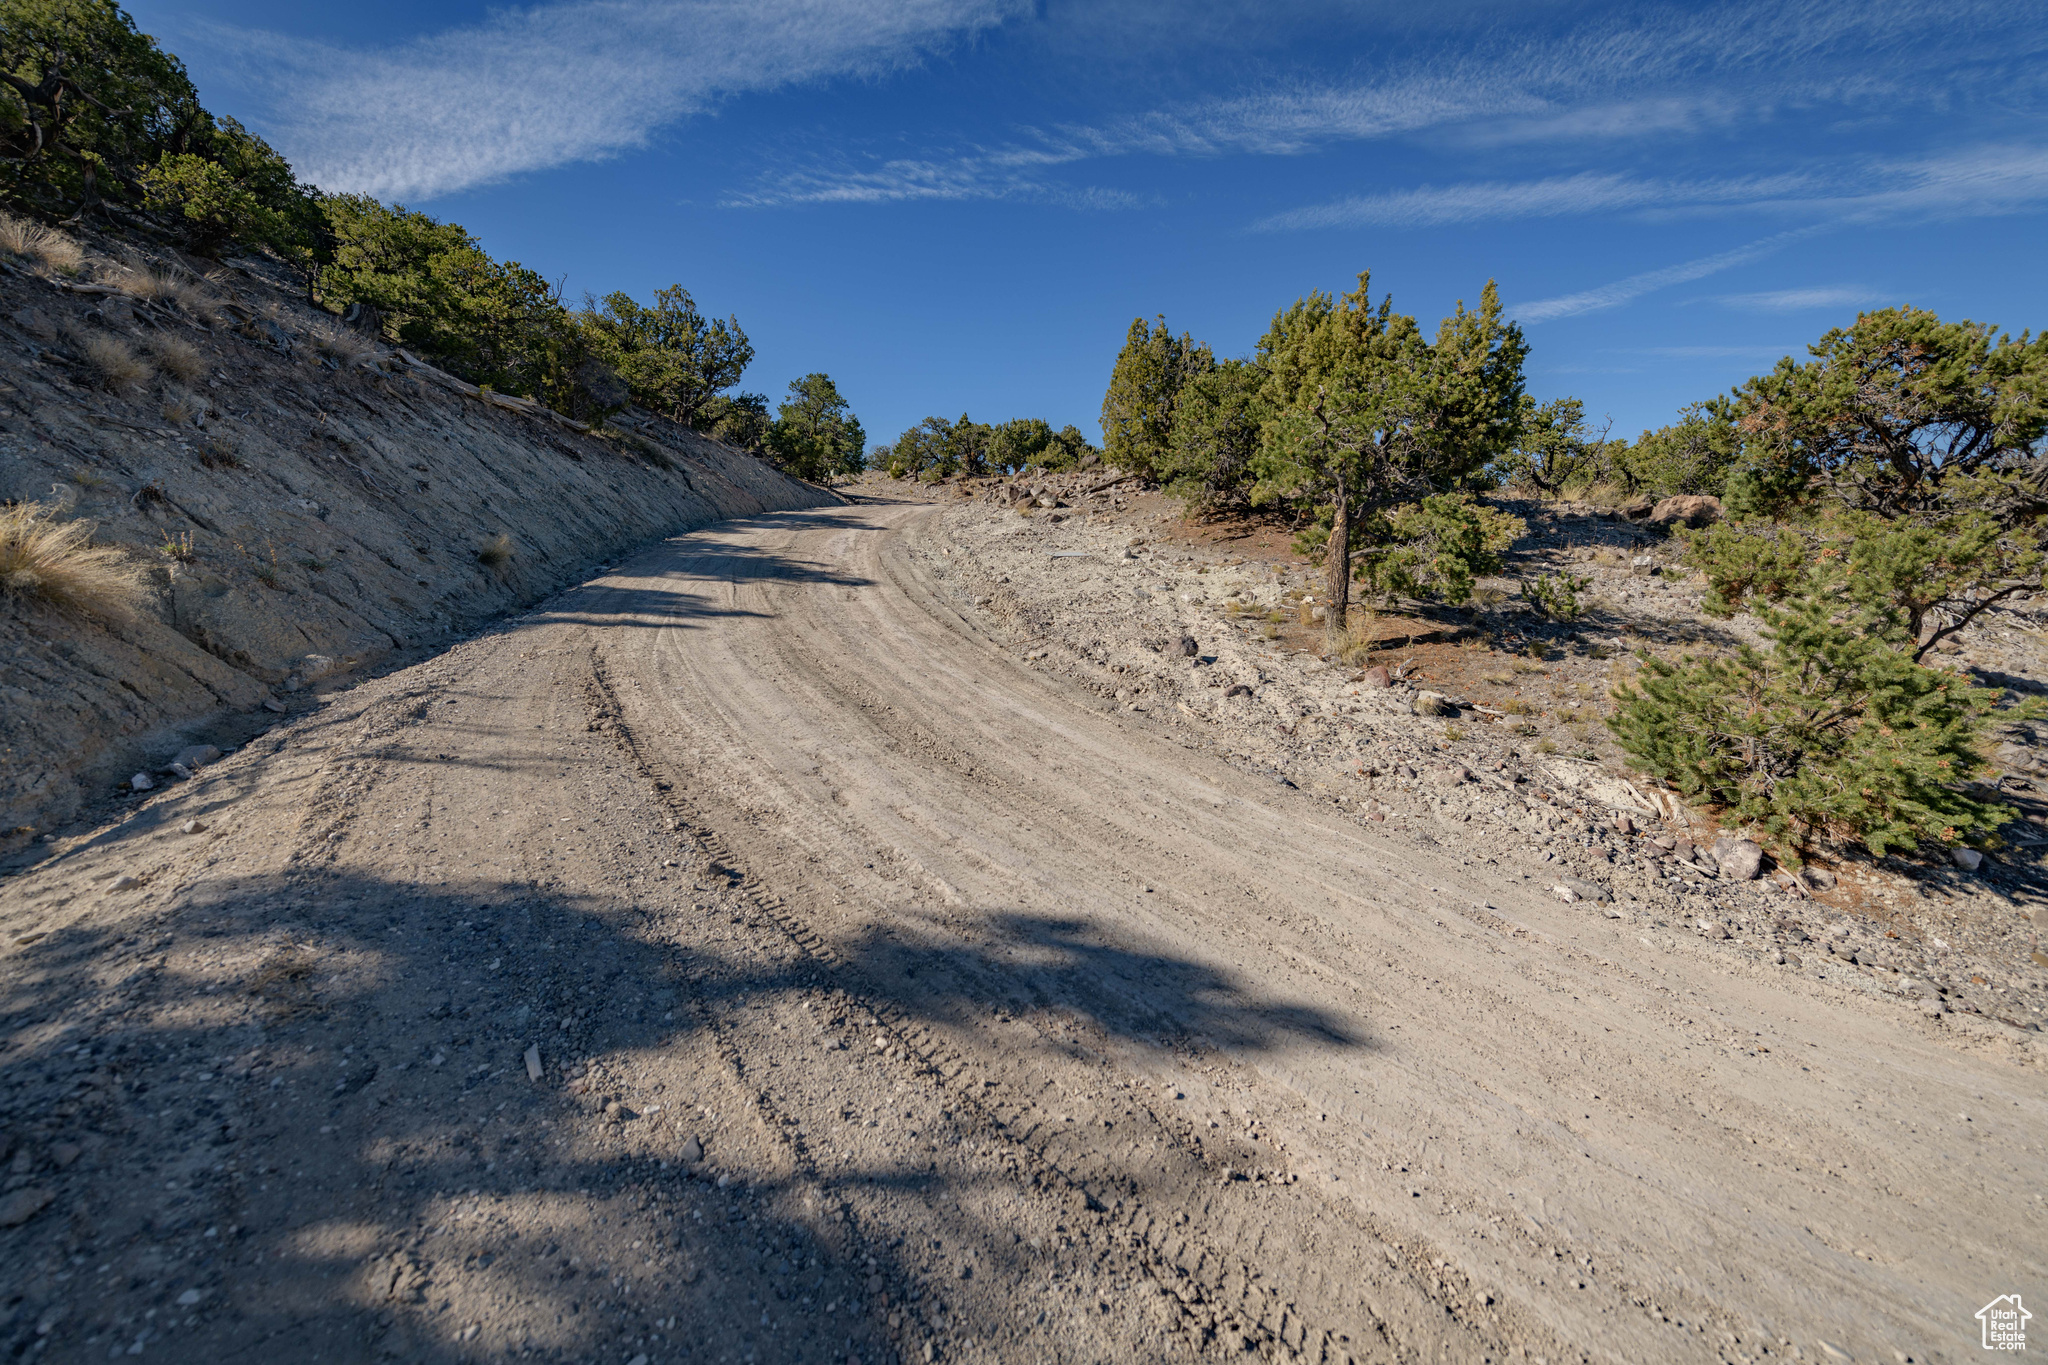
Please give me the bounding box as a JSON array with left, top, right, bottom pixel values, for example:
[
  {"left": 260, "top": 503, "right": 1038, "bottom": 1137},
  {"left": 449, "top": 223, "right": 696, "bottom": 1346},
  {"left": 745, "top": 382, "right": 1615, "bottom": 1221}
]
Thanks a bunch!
[{"left": 2, "top": 501, "right": 2038, "bottom": 1365}]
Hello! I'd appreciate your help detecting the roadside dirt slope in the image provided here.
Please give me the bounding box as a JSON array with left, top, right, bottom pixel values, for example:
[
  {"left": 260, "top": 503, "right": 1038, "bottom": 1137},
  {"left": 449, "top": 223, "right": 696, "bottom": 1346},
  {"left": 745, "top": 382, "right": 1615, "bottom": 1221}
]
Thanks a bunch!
[
  {"left": 0, "top": 495, "right": 2040, "bottom": 1365},
  {"left": 1, "top": 245, "right": 835, "bottom": 842}
]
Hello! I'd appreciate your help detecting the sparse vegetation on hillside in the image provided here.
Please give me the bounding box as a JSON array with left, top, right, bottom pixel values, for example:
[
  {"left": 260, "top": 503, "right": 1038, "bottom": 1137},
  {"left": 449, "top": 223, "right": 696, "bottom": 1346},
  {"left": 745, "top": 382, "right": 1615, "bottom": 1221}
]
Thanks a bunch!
[
  {"left": 0, "top": 500, "right": 144, "bottom": 616},
  {"left": 1099, "top": 273, "right": 2046, "bottom": 868},
  {"left": 2, "top": 3, "right": 862, "bottom": 455}
]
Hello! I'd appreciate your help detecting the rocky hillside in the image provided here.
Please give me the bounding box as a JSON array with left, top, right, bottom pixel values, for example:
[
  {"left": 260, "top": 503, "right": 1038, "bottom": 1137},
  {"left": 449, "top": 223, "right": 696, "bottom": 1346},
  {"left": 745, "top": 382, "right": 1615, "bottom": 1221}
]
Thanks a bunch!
[{"left": 0, "top": 239, "right": 836, "bottom": 844}]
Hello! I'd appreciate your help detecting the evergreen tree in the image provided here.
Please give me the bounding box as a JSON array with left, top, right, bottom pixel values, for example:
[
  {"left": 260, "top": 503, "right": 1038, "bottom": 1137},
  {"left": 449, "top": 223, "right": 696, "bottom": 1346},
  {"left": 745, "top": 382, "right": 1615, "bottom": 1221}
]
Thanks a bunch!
[
  {"left": 700, "top": 391, "right": 771, "bottom": 456},
  {"left": 580, "top": 285, "right": 752, "bottom": 429},
  {"left": 1100, "top": 316, "right": 1213, "bottom": 479},
  {"left": 1162, "top": 359, "right": 1265, "bottom": 511},
  {"left": 1609, "top": 582, "right": 2023, "bottom": 864},
  {"left": 318, "top": 194, "right": 575, "bottom": 399},
  {"left": 765, "top": 373, "right": 865, "bottom": 481},
  {"left": 1252, "top": 271, "right": 1526, "bottom": 636},
  {"left": 1691, "top": 307, "right": 2048, "bottom": 656}
]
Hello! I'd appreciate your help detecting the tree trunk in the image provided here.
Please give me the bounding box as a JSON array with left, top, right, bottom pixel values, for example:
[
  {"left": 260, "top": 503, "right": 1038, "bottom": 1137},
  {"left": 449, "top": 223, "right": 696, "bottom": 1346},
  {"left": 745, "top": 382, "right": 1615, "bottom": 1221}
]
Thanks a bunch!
[{"left": 1325, "top": 468, "right": 1351, "bottom": 643}]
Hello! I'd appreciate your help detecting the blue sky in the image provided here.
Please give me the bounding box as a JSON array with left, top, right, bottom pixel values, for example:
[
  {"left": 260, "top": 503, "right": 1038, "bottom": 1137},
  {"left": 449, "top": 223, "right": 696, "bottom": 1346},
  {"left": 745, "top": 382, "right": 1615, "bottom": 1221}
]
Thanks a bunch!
[{"left": 128, "top": 0, "right": 2048, "bottom": 450}]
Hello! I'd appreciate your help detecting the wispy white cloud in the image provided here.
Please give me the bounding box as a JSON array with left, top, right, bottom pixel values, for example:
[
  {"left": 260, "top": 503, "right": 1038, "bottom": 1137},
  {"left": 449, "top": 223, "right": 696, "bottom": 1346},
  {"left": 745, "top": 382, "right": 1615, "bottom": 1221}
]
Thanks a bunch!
[
  {"left": 1251, "top": 170, "right": 1812, "bottom": 231},
  {"left": 735, "top": 0, "right": 2035, "bottom": 208},
  {"left": 1704, "top": 286, "right": 1887, "bottom": 311},
  {"left": 204, "top": 0, "right": 1026, "bottom": 200},
  {"left": 1513, "top": 227, "right": 1827, "bottom": 323},
  {"left": 1258, "top": 141, "right": 2048, "bottom": 236},
  {"left": 725, "top": 152, "right": 1148, "bottom": 208}
]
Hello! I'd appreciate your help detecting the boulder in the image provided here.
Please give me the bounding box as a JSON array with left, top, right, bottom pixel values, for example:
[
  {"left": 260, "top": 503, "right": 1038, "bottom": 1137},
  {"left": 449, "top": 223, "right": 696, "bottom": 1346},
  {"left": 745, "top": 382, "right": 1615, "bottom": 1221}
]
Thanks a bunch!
[
  {"left": 1711, "top": 835, "right": 1764, "bottom": 881},
  {"left": 172, "top": 744, "right": 221, "bottom": 770},
  {"left": 1361, "top": 666, "right": 1392, "bottom": 688},
  {"left": 1952, "top": 847, "right": 1984, "bottom": 871},
  {"left": 1648, "top": 495, "right": 1723, "bottom": 530},
  {"left": 1176, "top": 635, "right": 1199, "bottom": 658},
  {"left": 1555, "top": 876, "right": 1610, "bottom": 903},
  {"left": 1412, "top": 690, "right": 1454, "bottom": 717},
  {"left": 1618, "top": 496, "right": 1657, "bottom": 522}
]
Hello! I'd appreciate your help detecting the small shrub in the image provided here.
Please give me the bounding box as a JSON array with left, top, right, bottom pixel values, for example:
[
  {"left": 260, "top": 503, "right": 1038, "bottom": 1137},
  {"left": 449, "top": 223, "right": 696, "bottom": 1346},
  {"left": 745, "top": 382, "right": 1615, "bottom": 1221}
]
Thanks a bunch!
[
  {"left": 1499, "top": 697, "right": 1533, "bottom": 715},
  {"left": 147, "top": 334, "right": 207, "bottom": 384},
  {"left": 77, "top": 333, "right": 152, "bottom": 392},
  {"left": 1262, "top": 623, "right": 1280, "bottom": 640},
  {"left": 158, "top": 530, "right": 194, "bottom": 563},
  {"left": 1608, "top": 592, "right": 2025, "bottom": 863},
  {"left": 1443, "top": 723, "right": 1466, "bottom": 743},
  {"left": 1266, "top": 610, "right": 1287, "bottom": 624},
  {"left": 197, "top": 441, "right": 239, "bottom": 470},
  {"left": 0, "top": 502, "right": 146, "bottom": 616},
  {"left": 477, "top": 533, "right": 514, "bottom": 568},
  {"left": 1520, "top": 572, "right": 1589, "bottom": 621},
  {"left": 162, "top": 394, "right": 201, "bottom": 426},
  {"left": 1536, "top": 738, "right": 1558, "bottom": 754},
  {"left": 1295, "top": 599, "right": 1316, "bottom": 626}
]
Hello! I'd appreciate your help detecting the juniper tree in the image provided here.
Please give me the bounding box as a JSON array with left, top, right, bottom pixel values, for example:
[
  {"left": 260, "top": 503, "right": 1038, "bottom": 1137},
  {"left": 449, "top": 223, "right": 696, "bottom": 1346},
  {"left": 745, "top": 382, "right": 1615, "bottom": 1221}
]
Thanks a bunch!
[
  {"left": 1251, "top": 272, "right": 1526, "bottom": 636},
  {"left": 1162, "top": 359, "right": 1264, "bottom": 511},
  {"left": 1609, "top": 581, "right": 2022, "bottom": 863},
  {"left": 1692, "top": 306, "right": 2048, "bottom": 656},
  {"left": 1101, "top": 316, "right": 1213, "bottom": 479},
  {"left": 766, "top": 373, "right": 864, "bottom": 481},
  {"left": 580, "top": 285, "right": 752, "bottom": 429},
  {"left": 1613, "top": 306, "right": 2048, "bottom": 860}
]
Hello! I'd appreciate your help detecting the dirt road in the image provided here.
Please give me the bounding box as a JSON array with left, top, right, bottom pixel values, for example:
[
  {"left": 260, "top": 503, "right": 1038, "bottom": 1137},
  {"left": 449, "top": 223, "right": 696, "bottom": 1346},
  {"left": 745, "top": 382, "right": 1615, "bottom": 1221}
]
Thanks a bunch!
[{"left": 3, "top": 499, "right": 2040, "bottom": 1364}]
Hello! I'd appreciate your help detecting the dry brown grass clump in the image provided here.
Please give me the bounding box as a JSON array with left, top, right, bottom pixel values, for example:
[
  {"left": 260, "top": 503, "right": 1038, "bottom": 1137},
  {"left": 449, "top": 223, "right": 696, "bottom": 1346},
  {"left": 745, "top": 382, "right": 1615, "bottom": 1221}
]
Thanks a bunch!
[
  {"left": 0, "top": 211, "right": 83, "bottom": 275},
  {"left": 146, "top": 333, "right": 206, "bottom": 384},
  {"left": 161, "top": 393, "right": 201, "bottom": 426},
  {"left": 0, "top": 501, "right": 146, "bottom": 616},
  {"left": 73, "top": 331, "right": 153, "bottom": 392},
  {"left": 122, "top": 265, "right": 210, "bottom": 314},
  {"left": 1331, "top": 611, "right": 1379, "bottom": 665},
  {"left": 477, "top": 532, "right": 514, "bottom": 568},
  {"left": 305, "top": 317, "right": 374, "bottom": 367}
]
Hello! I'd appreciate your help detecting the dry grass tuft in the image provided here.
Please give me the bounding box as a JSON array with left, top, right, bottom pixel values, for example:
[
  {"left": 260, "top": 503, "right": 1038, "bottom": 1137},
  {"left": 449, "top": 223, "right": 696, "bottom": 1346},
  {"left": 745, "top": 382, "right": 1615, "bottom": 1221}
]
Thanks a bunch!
[
  {"left": 1332, "top": 612, "right": 1379, "bottom": 665},
  {"left": 124, "top": 266, "right": 210, "bottom": 314},
  {"left": 74, "top": 331, "right": 153, "bottom": 392},
  {"left": 476, "top": 532, "right": 514, "bottom": 568},
  {"left": 0, "top": 501, "right": 147, "bottom": 616},
  {"left": 146, "top": 333, "right": 206, "bottom": 384},
  {"left": 161, "top": 393, "right": 201, "bottom": 426},
  {"left": 305, "top": 317, "right": 374, "bottom": 367},
  {"left": 0, "top": 211, "right": 83, "bottom": 275}
]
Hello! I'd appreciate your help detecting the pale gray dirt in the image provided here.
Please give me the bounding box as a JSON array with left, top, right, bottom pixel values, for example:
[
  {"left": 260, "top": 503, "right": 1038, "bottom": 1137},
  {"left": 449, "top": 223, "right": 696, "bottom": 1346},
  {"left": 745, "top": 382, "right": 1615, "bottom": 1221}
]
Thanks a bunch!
[{"left": 2, "top": 497, "right": 2042, "bottom": 1365}]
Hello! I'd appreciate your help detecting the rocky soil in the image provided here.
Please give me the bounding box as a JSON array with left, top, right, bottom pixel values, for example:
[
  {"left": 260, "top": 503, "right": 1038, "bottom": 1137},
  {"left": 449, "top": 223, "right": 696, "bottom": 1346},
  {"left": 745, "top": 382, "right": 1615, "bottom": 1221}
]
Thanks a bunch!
[
  {"left": 896, "top": 469, "right": 2048, "bottom": 1032},
  {"left": 0, "top": 236, "right": 833, "bottom": 843}
]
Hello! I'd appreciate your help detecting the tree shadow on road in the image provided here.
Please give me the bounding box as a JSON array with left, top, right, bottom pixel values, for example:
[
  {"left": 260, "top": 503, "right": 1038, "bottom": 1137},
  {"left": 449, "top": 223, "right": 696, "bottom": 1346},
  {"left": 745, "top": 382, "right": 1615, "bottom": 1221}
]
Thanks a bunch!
[
  {"left": 521, "top": 512, "right": 887, "bottom": 633},
  {"left": 831, "top": 910, "right": 1363, "bottom": 1053},
  {"left": 0, "top": 863, "right": 1350, "bottom": 1361}
]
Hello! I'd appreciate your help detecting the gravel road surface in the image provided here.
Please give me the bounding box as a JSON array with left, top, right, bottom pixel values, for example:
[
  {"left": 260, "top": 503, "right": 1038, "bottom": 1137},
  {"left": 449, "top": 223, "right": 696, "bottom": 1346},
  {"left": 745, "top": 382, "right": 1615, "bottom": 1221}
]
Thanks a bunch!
[{"left": 2, "top": 499, "right": 2039, "bottom": 1365}]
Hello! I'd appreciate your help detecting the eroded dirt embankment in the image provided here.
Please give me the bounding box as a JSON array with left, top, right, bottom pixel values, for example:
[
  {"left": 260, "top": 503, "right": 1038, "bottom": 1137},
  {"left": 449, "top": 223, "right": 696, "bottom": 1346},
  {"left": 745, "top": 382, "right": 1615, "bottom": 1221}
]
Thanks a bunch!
[{"left": 0, "top": 251, "right": 835, "bottom": 840}]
